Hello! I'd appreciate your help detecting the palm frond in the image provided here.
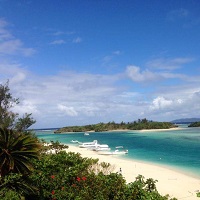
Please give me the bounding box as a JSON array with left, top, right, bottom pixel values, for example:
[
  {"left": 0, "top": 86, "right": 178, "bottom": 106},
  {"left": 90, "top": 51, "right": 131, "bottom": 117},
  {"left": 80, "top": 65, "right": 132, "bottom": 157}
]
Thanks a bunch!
[{"left": 0, "top": 128, "right": 41, "bottom": 177}]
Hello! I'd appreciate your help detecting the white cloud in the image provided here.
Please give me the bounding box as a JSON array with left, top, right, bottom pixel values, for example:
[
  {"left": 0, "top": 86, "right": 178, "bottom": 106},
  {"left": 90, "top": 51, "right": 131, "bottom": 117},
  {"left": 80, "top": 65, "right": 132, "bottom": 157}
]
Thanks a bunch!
[
  {"left": 1, "top": 63, "right": 200, "bottom": 128},
  {"left": 51, "top": 30, "right": 75, "bottom": 36},
  {"left": 13, "top": 100, "right": 39, "bottom": 115},
  {"left": 150, "top": 96, "right": 182, "bottom": 110},
  {"left": 0, "top": 39, "right": 35, "bottom": 56},
  {"left": 147, "top": 86, "right": 200, "bottom": 121},
  {"left": 57, "top": 104, "right": 78, "bottom": 116},
  {"left": 126, "top": 65, "right": 161, "bottom": 82},
  {"left": 0, "top": 18, "right": 13, "bottom": 40},
  {"left": 0, "top": 19, "right": 35, "bottom": 56},
  {"left": 0, "top": 62, "right": 27, "bottom": 84},
  {"left": 10, "top": 71, "right": 26, "bottom": 84},
  {"left": 147, "top": 57, "right": 193, "bottom": 70},
  {"left": 102, "top": 50, "right": 121, "bottom": 64},
  {"left": 126, "top": 63, "right": 195, "bottom": 83},
  {"left": 50, "top": 40, "right": 65, "bottom": 45},
  {"left": 161, "top": 72, "right": 186, "bottom": 79}
]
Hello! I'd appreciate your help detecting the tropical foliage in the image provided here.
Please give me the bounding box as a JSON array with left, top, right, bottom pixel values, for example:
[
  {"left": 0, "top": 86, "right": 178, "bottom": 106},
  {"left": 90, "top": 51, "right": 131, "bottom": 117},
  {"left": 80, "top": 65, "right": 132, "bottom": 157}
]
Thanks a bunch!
[
  {"left": 0, "top": 128, "right": 41, "bottom": 177},
  {"left": 55, "top": 119, "right": 177, "bottom": 133},
  {"left": 0, "top": 81, "right": 41, "bottom": 198},
  {"left": 27, "top": 151, "right": 177, "bottom": 200}
]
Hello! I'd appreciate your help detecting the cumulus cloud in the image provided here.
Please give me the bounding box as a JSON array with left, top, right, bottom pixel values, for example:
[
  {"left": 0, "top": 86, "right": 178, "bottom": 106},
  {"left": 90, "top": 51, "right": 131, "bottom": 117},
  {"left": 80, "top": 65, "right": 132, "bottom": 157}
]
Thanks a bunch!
[
  {"left": 13, "top": 100, "right": 39, "bottom": 115},
  {"left": 147, "top": 87, "right": 200, "bottom": 121},
  {"left": 57, "top": 104, "right": 78, "bottom": 116},
  {"left": 126, "top": 65, "right": 162, "bottom": 82},
  {"left": 3, "top": 68, "right": 124, "bottom": 127},
  {"left": 125, "top": 63, "right": 194, "bottom": 83},
  {"left": 1, "top": 62, "right": 200, "bottom": 128},
  {"left": 149, "top": 96, "right": 183, "bottom": 111}
]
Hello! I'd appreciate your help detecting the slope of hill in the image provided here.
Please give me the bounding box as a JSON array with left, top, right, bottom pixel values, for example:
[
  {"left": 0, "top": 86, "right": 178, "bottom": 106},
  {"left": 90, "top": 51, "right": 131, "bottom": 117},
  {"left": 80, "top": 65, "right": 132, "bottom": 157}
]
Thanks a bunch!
[{"left": 171, "top": 118, "right": 200, "bottom": 124}]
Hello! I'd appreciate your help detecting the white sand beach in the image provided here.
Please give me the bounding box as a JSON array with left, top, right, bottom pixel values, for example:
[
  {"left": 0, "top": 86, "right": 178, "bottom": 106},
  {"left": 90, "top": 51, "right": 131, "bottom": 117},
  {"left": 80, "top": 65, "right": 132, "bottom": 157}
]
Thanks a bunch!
[
  {"left": 64, "top": 145, "right": 200, "bottom": 200},
  {"left": 136, "top": 127, "right": 186, "bottom": 132}
]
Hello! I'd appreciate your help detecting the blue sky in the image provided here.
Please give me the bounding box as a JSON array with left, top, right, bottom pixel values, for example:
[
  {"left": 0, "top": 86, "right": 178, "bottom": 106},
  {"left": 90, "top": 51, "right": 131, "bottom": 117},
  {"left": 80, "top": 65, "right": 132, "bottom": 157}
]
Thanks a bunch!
[{"left": 0, "top": 0, "right": 200, "bottom": 128}]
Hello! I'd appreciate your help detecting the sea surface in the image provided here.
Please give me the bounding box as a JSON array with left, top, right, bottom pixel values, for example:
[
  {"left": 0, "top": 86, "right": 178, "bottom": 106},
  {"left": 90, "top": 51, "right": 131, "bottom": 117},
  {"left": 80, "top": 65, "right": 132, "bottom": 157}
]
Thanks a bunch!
[{"left": 35, "top": 125, "right": 200, "bottom": 179}]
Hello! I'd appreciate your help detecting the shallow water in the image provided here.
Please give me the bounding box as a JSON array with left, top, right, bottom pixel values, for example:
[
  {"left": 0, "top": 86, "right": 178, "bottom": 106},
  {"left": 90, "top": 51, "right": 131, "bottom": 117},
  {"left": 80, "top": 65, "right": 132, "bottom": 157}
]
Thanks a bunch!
[{"left": 36, "top": 126, "right": 200, "bottom": 178}]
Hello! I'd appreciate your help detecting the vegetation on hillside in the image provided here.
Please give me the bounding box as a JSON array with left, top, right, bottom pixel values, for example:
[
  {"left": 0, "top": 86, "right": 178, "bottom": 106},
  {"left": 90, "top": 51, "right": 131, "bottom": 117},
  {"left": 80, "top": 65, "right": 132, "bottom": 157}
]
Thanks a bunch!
[
  {"left": 188, "top": 121, "right": 200, "bottom": 127},
  {"left": 55, "top": 119, "right": 177, "bottom": 133},
  {"left": 27, "top": 151, "right": 178, "bottom": 200}
]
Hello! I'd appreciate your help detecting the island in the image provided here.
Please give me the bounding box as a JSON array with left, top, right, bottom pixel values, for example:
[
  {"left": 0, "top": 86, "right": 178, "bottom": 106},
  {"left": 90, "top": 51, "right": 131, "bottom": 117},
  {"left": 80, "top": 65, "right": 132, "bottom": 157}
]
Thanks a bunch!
[
  {"left": 54, "top": 118, "right": 177, "bottom": 133},
  {"left": 188, "top": 121, "right": 200, "bottom": 127}
]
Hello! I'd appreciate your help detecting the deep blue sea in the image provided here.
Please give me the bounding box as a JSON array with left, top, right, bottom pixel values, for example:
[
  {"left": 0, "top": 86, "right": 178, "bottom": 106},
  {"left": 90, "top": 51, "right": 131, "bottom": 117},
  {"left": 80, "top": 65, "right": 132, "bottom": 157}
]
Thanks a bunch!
[{"left": 35, "top": 125, "right": 200, "bottom": 178}]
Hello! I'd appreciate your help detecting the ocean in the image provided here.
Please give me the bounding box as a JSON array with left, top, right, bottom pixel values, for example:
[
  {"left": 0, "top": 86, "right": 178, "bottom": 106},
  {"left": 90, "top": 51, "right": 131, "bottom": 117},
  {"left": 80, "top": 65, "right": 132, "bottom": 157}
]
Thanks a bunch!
[{"left": 35, "top": 125, "right": 200, "bottom": 179}]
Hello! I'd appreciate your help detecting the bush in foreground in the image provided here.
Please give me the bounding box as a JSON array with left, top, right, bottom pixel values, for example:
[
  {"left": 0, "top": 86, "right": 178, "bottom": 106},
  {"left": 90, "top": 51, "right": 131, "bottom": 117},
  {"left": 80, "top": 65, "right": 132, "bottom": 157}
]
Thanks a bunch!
[{"left": 25, "top": 151, "right": 177, "bottom": 200}]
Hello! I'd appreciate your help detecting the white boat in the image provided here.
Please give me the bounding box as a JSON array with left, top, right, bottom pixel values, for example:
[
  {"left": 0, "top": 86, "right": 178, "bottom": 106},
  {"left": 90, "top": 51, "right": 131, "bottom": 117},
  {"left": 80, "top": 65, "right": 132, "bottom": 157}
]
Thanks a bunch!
[
  {"left": 79, "top": 140, "right": 98, "bottom": 148},
  {"left": 84, "top": 132, "right": 90, "bottom": 136},
  {"left": 71, "top": 140, "right": 80, "bottom": 143},
  {"left": 91, "top": 144, "right": 111, "bottom": 151},
  {"left": 115, "top": 146, "right": 123, "bottom": 148},
  {"left": 98, "top": 149, "right": 128, "bottom": 155}
]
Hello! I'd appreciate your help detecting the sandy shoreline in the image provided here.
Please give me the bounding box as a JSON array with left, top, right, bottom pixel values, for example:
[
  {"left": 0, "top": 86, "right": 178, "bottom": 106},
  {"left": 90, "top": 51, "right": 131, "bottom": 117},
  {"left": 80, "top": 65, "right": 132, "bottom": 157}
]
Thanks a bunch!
[
  {"left": 136, "top": 127, "right": 186, "bottom": 132},
  {"left": 63, "top": 145, "right": 200, "bottom": 200}
]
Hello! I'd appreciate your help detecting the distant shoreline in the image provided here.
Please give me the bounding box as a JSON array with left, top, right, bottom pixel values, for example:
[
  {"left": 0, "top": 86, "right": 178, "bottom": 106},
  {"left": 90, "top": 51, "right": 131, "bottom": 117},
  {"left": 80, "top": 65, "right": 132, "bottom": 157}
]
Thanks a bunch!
[{"left": 54, "top": 127, "right": 184, "bottom": 134}]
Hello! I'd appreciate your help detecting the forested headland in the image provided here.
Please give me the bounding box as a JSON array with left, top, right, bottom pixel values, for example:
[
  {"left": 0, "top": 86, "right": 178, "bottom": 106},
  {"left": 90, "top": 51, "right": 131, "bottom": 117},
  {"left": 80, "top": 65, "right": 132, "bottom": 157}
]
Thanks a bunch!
[{"left": 54, "top": 119, "right": 177, "bottom": 133}]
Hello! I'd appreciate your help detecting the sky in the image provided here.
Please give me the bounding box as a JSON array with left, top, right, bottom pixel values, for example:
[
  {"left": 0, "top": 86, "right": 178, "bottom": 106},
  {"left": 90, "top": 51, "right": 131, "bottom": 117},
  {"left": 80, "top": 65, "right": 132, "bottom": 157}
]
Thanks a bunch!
[{"left": 0, "top": 0, "right": 200, "bottom": 128}]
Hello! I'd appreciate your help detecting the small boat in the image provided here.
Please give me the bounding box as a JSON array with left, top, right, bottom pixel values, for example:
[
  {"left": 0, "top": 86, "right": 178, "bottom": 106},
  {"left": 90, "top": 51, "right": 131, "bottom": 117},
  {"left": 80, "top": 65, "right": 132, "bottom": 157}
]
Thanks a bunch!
[
  {"left": 91, "top": 144, "right": 111, "bottom": 151},
  {"left": 79, "top": 140, "right": 98, "bottom": 148},
  {"left": 115, "top": 146, "right": 123, "bottom": 148},
  {"left": 84, "top": 132, "right": 90, "bottom": 136},
  {"left": 71, "top": 140, "right": 80, "bottom": 143},
  {"left": 98, "top": 149, "right": 128, "bottom": 155}
]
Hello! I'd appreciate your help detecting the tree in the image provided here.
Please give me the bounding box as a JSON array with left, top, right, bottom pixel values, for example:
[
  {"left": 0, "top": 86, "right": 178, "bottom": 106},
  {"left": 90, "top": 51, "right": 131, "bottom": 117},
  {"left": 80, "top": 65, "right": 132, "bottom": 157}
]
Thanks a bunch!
[
  {"left": 0, "top": 81, "right": 41, "bottom": 198},
  {"left": 0, "top": 128, "right": 41, "bottom": 177},
  {"left": 14, "top": 113, "right": 36, "bottom": 132},
  {"left": 145, "top": 178, "right": 158, "bottom": 192},
  {"left": 0, "top": 81, "right": 35, "bottom": 131},
  {"left": 0, "top": 81, "right": 19, "bottom": 129},
  {"left": 48, "top": 140, "right": 68, "bottom": 154}
]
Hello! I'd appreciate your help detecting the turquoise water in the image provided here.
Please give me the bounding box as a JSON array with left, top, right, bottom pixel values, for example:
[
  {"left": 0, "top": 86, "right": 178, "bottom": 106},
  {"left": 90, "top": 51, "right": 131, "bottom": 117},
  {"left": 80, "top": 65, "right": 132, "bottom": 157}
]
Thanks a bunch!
[{"left": 36, "top": 126, "right": 200, "bottom": 178}]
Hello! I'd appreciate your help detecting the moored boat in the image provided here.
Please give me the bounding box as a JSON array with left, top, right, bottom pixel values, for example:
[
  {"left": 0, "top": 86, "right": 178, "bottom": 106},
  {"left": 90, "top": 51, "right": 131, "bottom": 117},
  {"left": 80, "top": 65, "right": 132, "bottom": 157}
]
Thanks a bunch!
[
  {"left": 71, "top": 140, "right": 80, "bottom": 143},
  {"left": 98, "top": 149, "right": 128, "bottom": 155},
  {"left": 91, "top": 144, "right": 111, "bottom": 151},
  {"left": 79, "top": 140, "right": 98, "bottom": 148}
]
